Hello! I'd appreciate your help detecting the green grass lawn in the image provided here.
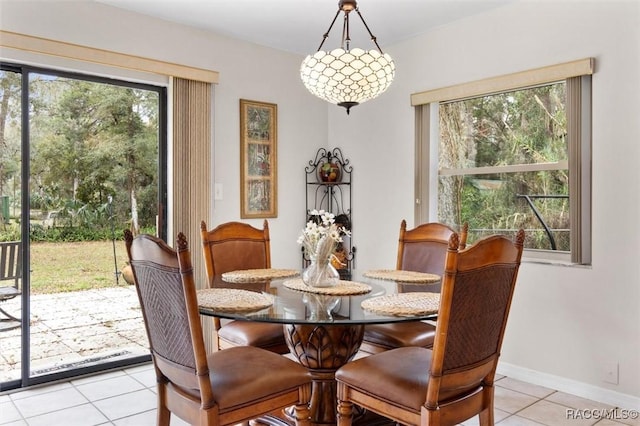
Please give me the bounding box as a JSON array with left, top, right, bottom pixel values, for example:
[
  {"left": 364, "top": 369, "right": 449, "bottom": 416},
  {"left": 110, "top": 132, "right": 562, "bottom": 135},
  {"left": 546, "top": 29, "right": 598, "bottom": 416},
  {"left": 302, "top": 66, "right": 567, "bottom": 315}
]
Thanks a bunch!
[{"left": 30, "top": 240, "right": 130, "bottom": 294}]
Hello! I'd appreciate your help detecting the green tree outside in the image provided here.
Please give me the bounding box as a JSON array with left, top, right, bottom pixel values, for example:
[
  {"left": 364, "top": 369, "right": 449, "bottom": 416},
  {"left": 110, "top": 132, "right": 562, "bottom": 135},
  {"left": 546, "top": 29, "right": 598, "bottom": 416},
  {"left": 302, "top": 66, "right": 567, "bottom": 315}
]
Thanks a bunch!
[
  {"left": 0, "top": 70, "right": 160, "bottom": 242},
  {"left": 439, "top": 83, "right": 569, "bottom": 250}
]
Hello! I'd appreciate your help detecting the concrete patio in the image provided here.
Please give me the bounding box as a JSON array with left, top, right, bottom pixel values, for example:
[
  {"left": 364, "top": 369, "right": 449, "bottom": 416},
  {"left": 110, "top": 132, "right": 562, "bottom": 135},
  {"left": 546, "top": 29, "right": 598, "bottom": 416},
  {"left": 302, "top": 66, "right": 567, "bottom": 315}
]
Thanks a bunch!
[{"left": 0, "top": 286, "right": 149, "bottom": 383}]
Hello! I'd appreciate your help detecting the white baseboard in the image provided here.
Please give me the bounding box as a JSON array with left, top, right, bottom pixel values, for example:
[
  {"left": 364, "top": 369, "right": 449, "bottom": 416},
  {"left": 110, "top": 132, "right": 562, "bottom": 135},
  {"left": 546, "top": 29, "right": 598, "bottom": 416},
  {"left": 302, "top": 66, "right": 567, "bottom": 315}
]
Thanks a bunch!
[{"left": 497, "top": 362, "right": 640, "bottom": 411}]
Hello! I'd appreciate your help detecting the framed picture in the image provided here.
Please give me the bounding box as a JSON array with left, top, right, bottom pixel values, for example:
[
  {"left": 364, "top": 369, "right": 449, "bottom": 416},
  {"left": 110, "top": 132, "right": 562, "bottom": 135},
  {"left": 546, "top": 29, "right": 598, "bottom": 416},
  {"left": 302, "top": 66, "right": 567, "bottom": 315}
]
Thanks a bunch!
[{"left": 240, "top": 99, "right": 278, "bottom": 218}]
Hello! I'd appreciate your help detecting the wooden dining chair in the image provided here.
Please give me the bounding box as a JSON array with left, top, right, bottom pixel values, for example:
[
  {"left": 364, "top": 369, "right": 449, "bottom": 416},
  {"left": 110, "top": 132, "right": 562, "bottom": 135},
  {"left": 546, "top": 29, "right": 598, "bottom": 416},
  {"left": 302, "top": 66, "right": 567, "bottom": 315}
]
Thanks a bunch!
[
  {"left": 336, "top": 230, "right": 525, "bottom": 426},
  {"left": 359, "top": 220, "right": 467, "bottom": 354},
  {"left": 396, "top": 220, "right": 468, "bottom": 279},
  {"left": 124, "top": 230, "right": 312, "bottom": 426},
  {"left": 200, "top": 220, "right": 289, "bottom": 353}
]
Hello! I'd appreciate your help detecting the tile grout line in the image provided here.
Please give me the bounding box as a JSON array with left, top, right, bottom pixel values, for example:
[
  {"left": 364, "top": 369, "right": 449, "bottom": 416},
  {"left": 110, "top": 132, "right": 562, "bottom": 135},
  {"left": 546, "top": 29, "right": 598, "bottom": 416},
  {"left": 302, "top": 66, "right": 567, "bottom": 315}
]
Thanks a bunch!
[
  {"left": 499, "top": 390, "right": 558, "bottom": 425},
  {"left": 69, "top": 375, "right": 113, "bottom": 426}
]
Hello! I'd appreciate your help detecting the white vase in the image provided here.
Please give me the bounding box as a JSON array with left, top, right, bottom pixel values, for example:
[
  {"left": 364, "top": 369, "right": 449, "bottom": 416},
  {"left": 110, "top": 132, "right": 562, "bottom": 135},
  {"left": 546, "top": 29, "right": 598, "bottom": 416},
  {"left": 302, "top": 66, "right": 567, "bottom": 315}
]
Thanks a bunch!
[{"left": 302, "top": 258, "right": 340, "bottom": 288}]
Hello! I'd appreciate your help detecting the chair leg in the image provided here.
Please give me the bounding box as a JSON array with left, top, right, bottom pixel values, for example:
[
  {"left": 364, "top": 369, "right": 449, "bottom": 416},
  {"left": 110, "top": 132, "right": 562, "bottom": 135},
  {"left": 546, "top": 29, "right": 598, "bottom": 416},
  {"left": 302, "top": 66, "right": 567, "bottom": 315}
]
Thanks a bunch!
[
  {"left": 156, "top": 385, "right": 170, "bottom": 426},
  {"left": 293, "top": 402, "right": 311, "bottom": 426},
  {"left": 156, "top": 405, "right": 170, "bottom": 426},
  {"left": 479, "top": 387, "right": 495, "bottom": 426},
  {"left": 293, "top": 384, "right": 311, "bottom": 426},
  {"left": 478, "top": 407, "right": 494, "bottom": 426},
  {"left": 336, "top": 400, "right": 354, "bottom": 426},
  {"left": 0, "top": 306, "right": 20, "bottom": 322},
  {"left": 0, "top": 304, "right": 21, "bottom": 331}
]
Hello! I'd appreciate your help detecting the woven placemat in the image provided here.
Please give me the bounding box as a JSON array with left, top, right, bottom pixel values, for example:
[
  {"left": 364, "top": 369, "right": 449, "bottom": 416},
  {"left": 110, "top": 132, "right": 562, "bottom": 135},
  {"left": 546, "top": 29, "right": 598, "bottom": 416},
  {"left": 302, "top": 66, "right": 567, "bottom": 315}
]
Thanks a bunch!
[
  {"left": 361, "top": 292, "right": 440, "bottom": 317},
  {"left": 197, "top": 288, "right": 273, "bottom": 312},
  {"left": 363, "top": 269, "right": 440, "bottom": 284},
  {"left": 283, "top": 278, "right": 371, "bottom": 295},
  {"left": 221, "top": 268, "right": 299, "bottom": 283}
]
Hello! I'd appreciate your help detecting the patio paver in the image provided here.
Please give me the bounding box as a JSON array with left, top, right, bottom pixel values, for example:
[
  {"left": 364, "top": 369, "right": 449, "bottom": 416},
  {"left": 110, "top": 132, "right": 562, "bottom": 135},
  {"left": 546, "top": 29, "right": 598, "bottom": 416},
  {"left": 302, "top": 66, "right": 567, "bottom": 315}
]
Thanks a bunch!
[{"left": 0, "top": 286, "right": 148, "bottom": 382}]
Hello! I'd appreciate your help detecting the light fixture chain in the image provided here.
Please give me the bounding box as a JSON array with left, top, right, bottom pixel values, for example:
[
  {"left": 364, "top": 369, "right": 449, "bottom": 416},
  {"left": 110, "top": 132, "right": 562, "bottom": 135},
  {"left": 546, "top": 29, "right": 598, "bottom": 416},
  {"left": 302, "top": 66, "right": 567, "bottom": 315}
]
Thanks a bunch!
[
  {"left": 317, "top": 9, "right": 342, "bottom": 52},
  {"left": 341, "top": 11, "right": 351, "bottom": 51},
  {"left": 354, "top": 7, "right": 384, "bottom": 53}
]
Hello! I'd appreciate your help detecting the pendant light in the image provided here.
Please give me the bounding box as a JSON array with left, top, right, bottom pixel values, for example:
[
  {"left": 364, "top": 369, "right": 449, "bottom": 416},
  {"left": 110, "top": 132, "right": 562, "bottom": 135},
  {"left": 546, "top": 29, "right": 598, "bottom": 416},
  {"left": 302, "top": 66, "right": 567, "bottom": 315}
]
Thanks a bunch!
[{"left": 300, "top": 0, "right": 395, "bottom": 114}]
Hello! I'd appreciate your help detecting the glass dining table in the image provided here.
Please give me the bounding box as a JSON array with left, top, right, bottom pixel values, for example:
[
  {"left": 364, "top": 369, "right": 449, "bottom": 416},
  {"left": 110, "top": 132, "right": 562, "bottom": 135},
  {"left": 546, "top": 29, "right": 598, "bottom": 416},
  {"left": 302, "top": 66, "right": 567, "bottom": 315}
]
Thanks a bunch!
[{"left": 198, "top": 269, "right": 440, "bottom": 425}]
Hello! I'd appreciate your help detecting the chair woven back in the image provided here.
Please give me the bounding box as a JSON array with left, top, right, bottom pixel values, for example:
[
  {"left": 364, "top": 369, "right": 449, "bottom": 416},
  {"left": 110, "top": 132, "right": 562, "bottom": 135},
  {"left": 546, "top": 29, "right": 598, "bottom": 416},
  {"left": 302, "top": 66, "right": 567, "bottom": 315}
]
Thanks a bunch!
[
  {"left": 125, "top": 231, "right": 210, "bottom": 394},
  {"left": 441, "top": 266, "right": 518, "bottom": 370},
  {"left": 200, "top": 220, "right": 271, "bottom": 279},
  {"left": 427, "top": 230, "right": 524, "bottom": 404}
]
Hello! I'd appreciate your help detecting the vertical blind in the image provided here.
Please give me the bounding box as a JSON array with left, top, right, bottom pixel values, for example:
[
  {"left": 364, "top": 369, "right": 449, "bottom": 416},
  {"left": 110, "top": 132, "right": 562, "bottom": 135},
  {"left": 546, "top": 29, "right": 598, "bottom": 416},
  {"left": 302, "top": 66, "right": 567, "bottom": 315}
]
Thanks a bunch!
[
  {"left": 172, "top": 77, "right": 216, "bottom": 351},
  {"left": 172, "top": 77, "right": 211, "bottom": 291}
]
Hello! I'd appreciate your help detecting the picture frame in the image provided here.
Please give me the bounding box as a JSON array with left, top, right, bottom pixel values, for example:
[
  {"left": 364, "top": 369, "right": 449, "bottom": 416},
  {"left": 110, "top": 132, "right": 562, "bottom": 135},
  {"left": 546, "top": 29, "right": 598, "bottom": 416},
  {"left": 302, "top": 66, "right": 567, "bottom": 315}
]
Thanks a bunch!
[{"left": 240, "top": 99, "right": 278, "bottom": 218}]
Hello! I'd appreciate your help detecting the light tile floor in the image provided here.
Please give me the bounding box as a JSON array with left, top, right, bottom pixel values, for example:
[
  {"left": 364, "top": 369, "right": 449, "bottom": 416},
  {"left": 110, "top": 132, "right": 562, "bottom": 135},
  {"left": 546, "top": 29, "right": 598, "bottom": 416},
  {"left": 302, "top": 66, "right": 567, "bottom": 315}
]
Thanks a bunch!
[{"left": 1, "top": 362, "right": 638, "bottom": 426}]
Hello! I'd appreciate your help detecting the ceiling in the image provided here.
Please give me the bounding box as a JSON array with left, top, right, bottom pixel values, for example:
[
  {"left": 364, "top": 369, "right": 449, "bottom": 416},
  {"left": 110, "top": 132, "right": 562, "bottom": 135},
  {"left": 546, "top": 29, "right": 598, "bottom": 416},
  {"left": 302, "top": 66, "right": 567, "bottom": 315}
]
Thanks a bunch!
[{"left": 94, "top": 0, "right": 514, "bottom": 55}]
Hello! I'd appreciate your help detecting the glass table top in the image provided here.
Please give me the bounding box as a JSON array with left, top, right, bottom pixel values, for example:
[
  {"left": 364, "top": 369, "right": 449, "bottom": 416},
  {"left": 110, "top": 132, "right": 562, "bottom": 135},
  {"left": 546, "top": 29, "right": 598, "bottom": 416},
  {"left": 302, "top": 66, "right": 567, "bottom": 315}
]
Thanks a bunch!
[{"left": 198, "top": 270, "right": 440, "bottom": 325}]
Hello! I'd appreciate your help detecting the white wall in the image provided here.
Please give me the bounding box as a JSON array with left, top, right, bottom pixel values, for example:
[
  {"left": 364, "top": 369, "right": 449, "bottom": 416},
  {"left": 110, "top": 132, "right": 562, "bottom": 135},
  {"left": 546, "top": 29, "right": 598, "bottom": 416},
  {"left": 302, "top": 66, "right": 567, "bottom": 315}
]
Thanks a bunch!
[
  {"left": 334, "top": 0, "right": 640, "bottom": 408},
  {"left": 2, "top": 0, "right": 639, "bottom": 409}
]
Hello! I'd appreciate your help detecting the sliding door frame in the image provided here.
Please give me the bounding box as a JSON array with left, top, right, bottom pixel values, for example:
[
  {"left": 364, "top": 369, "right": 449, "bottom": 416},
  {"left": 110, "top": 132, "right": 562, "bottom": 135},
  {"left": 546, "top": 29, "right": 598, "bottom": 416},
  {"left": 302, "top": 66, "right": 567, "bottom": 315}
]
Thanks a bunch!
[{"left": 0, "top": 61, "right": 167, "bottom": 390}]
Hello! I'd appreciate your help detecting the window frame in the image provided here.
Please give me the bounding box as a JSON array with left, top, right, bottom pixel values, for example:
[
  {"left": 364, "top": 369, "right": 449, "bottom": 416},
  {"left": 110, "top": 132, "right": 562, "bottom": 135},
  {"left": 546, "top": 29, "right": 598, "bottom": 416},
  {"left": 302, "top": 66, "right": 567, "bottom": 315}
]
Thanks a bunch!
[{"left": 412, "top": 59, "right": 593, "bottom": 265}]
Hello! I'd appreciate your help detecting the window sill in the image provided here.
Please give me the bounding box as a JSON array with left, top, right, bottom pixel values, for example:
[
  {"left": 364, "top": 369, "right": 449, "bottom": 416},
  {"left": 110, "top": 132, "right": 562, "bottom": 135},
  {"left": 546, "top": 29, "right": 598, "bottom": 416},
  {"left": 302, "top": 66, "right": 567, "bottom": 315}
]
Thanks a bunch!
[{"left": 522, "top": 249, "right": 591, "bottom": 268}]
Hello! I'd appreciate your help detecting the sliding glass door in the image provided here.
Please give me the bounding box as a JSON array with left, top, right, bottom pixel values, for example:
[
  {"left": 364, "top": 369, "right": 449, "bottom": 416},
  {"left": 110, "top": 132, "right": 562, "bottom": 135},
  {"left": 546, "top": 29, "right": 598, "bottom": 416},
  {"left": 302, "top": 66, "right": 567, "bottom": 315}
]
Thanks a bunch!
[
  {"left": 0, "top": 63, "right": 167, "bottom": 390},
  {"left": 0, "top": 67, "right": 24, "bottom": 387}
]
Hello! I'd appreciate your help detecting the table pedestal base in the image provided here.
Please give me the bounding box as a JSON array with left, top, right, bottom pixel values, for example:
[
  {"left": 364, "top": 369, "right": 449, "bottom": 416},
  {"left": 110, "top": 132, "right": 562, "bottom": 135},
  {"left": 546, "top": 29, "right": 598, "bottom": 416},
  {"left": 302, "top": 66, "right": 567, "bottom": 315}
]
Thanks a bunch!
[
  {"left": 284, "top": 323, "right": 363, "bottom": 425},
  {"left": 250, "top": 323, "right": 395, "bottom": 425},
  {"left": 284, "top": 324, "right": 364, "bottom": 425}
]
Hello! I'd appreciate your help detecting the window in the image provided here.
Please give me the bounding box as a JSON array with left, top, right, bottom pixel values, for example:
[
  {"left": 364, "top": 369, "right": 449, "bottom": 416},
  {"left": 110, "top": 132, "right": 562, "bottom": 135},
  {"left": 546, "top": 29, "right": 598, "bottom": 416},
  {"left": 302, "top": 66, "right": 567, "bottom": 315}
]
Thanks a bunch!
[{"left": 412, "top": 59, "right": 593, "bottom": 264}]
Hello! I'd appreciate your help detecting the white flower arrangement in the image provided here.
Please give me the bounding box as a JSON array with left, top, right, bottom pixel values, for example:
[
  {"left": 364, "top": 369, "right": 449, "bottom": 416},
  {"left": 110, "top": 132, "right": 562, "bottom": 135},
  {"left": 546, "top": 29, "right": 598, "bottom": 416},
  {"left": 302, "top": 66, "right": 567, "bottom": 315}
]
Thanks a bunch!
[{"left": 297, "top": 209, "right": 351, "bottom": 265}]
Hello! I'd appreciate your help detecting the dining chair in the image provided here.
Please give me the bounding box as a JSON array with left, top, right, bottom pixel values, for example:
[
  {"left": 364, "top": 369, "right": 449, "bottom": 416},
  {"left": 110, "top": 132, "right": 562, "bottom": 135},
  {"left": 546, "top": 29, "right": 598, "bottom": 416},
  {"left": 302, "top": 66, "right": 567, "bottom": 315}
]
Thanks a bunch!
[
  {"left": 359, "top": 220, "right": 467, "bottom": 354},
  {"left": 336, "top": 229, "right": 525, "bottom": 426},
  {"left": 0, "top": 241, "right": 22, "bottom": 331},
  {"left": 124, "top": 230, "right": 312, "bottom": 426},
  {"left": 200, "top": 220, "right": 289, "bottom": 354}
]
